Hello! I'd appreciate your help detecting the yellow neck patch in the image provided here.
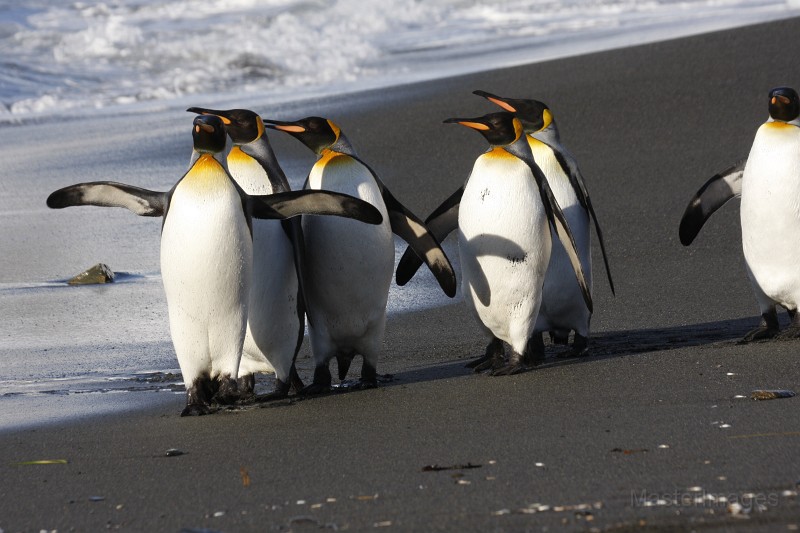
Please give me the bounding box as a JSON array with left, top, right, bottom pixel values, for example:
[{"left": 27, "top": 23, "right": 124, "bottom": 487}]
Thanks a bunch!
[
  {"left": 540, "top": 109, "right": 553, "bottom": 131},
  {"left": 228, "top": 146, "right": 254, "bottom": 165},
  {"left": 318, "top": 148, "right": 347, "bottom": 168}
]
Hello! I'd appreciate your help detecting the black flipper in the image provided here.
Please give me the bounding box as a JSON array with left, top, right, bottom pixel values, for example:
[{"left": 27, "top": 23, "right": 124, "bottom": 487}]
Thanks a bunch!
[
  {"left": 548, "top": 147, "right": 615, "bottom": 295},
  {"left": 345, "top": 154, "right": 457, "bottom": 298},
  {"left": 248, "top": 190, "right": 383, "bottom": 223},
  {"left": 46, "top": 182, "right": 167, "bottom": 217},
  {"left": 679, "top": 160, "right": 746, "bottom": 246},
  {"left": 506, "top": 139, "right": 593, "bottom": 313},
  {"left": 395, "top": 186, "right": 463, "bottom": 287}
]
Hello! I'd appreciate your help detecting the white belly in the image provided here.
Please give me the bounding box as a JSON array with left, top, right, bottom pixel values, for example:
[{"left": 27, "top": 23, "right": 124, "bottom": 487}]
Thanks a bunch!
[
  {"left": 741, "top": 122, "right": 800, "bottom": 309},
  {"left": 160, "top": 159, "right": 252, "bottom": 383},
  {"left": 228, "top": 154, "right": 301, "bottom": 380},
  {"left": 530, "top": 139, "right": 592, "bottom": 335},
  {"left": 303, "top": 153, "right": 394, "bottom": 353},
  {"left": 458, "top": 151, "right": 551, "bottom": 355}
]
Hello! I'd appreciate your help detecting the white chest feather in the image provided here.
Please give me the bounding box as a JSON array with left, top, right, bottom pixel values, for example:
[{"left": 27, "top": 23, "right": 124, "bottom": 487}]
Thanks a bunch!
[
  {"left": 161, "top": 155, "right": 252, "bottom": 319},
  {"left": 741, "top": 122, "right": 800, "bottom": 305},
  {"left": 458, "top": 149, "right": 551, "bottom": 342},
  {"left": 303, "top": 152, "right": 394, "bottom": 334}
]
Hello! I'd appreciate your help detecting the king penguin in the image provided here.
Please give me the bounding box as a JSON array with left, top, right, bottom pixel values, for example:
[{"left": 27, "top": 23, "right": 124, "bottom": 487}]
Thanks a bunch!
[
  {"left": 443, "top": 112, "right": 591, "bottom": 375},
  {"left": 473, "top": 90, "right": 614, "bottom": 361},
  {"left": 263, "top": 116, "right": 457, "bottom": 394},
  {"left": 187, "top": 106, "right": 306, "bottom": 401},
  {"left": 396, "top": 92, "right": 613, "bottom": 364},
  {"left": 679, "top": 86, "right": 800, "bottom": 341},
  {"left": 46, "top": 114, "right": 383, "bottom": 415}
]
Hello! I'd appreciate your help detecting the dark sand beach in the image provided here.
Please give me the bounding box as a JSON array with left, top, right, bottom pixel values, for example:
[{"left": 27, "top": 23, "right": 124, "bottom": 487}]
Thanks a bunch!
[{"left": 2, "top": 16, "right": 800, "bottom": 532}]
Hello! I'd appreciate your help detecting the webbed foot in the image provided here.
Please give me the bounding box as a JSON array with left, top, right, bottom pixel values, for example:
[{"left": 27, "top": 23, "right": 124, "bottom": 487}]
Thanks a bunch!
[
  {"left": 489, "top": 363, "right": 529, "bottom": 376},
  {"left": 255, "top": 377, "right": 291, "bottom": 402},
  {"left": 740, "top": 309, "right": 780, "bottom": 343},
  {"left": 181, "top": 402, "right": 212, "bottom": 417},
  {"left": 489, "top": 353, "right": 528, "bottom": 376},
  {"left": 467, "top": 337, "right": 504, "bottom": 372},
  {"left": 299, "top": 365, "right": 332, "bottom": 396},
  {"left": 523, "top": 334, "right": 546, "bottom": 366},
  {"left": 213, "top": 375, "right": 239, "bottom": 405},
  {"left": 741, "top": 326, "right": 780, "bottom": 343}
]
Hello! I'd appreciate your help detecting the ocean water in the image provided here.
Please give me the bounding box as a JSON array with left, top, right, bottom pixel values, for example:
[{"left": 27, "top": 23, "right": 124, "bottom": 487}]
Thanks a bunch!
[
  {"left": 0, "top": 0, "right": 797, "bottom": 120},
  {"left": 1, "top": 1, "right": 799, "bottom": 430}
]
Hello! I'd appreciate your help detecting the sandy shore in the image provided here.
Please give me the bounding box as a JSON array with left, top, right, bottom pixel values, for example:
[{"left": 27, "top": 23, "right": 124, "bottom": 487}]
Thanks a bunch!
[{"left": 2, "top": 16, "right": 800, "bottom": 531}]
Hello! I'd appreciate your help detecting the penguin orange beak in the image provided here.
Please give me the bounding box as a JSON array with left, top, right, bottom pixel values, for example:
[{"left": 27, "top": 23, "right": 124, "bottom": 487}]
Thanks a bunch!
[
  {"left": 473, "top": 90, "right": 517, "bottom": 113},
  {"left": 195, "top": 123, "right": 216, "bottom": 133},
  {"left": 773, "top": 95, "right": 791, "bottom": 105},
  {"left": 261, "top": 119, "right": 306, "bottom": 133},
  {"left": 187, "top": 107, "right": 232, "bottom": 125},
  {"left": 443, "top": 117, "right": 490, "bottom": 131}
]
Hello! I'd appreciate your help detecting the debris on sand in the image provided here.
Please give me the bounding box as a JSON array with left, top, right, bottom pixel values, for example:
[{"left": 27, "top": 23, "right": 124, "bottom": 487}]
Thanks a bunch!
[
  {"left": 422, "top": 463, "right": 482, "bottom": 472},
  {"left": 750, "top": 389, "right": 796, "bottom": 401}
]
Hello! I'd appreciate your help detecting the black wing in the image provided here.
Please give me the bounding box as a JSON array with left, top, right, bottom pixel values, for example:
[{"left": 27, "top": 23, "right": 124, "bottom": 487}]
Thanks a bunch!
[
  {"left": 248, "top": 190, "right": 383, "bottom": 223},
  {"left": 395, "top": 186, "right": 463, "bottom": 288},
  {"left": 678, "top": 160, "right": 746, "bottom": 246},
  {"left": 46, "top": 182, "right": 167, "bottom": 217},
  {"left": 549, "top": 145, "right": 615, "bottom": 295}
]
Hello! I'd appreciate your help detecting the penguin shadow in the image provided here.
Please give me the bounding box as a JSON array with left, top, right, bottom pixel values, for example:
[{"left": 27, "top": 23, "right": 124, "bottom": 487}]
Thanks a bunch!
[
  {"left": 542, "top": 315, "right": 764, "bottom": 368},
  {"left": 355, "top": 316, "right": 768, "bottom": 389},
  {"left": 459, "top": 233, "right": 528, "bottom": 306}
]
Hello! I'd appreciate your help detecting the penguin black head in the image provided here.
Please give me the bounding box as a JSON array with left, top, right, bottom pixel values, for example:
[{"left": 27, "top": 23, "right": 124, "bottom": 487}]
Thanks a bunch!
[
  {"left": 192, "top": 115, "right": 228, "bottom": 154},
  {"left": 768, "top": 87, "right": 800, "bottom": 122},
  {"left": 443, "top": 112, "right": 523, "bottom": 147},
  {"left": 473, "top": 90, "right": 553, "bottom": 133},
  {"left": 262, "top": 116, "right": 339, "bottom": 154},
  {"left": 187, "top": 107, "right": 264, "bottom": 145}
]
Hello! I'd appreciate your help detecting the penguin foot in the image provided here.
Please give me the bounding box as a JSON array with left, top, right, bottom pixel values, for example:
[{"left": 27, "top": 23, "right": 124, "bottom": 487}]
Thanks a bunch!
[
  {"left": 299, "top": 382, "right": 332, "bottom": 396},
  {"left": 350, "top": 378, "right": 378, "bottom": 391},
  {"left": 213, "top": 375, "right": 240, "bottom": 405},
  {"left": 489, "top": 363, "right": 529, "bottom": 376},
  {"left": 299, "top": 366, "right": 332, "bottom": 396},
  {"left": 468, "top": 337, "right": 505, "bottom": 372},
  {"left": 522, "top": 334, "right": 546, "bottom": 367},
  {"left": 740, "top": 326, "right": 780, "bottom": 343},
  {"left": 236, "top": 374, "right": 257, "bottom": 404},
  {"left": 181, "top": 402, "right": 212, "bottom": 417},
  {"left": 556, "top": 346, "right": 589, "bottom": 359},
  {"left": 255, "top": 378, "right": 291, "bottom": 402},
  {"left": 776, "top": 326, "right": 800, "bottom": 340}
]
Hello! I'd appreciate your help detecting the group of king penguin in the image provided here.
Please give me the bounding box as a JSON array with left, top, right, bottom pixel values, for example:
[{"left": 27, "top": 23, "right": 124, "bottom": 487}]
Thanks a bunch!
[{"left": 46, "top": 85, "right": 800, "bottom": 417}]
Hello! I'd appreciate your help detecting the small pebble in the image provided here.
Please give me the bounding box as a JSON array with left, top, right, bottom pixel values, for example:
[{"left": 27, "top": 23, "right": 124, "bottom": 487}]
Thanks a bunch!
[
  {"left": 89, "top": 496, "right": 104, "bottom": 502},
  {"left": 492, "top": 509, "right": 510, "bottom": 516},
  {"left": 688, "top": 486, "right": 703, "bottom": 492},
  {"left": 658, "top": 444, "right": 670, "bottom": 449},
  {"left": 297, "top": 500, "right": 306, "bottom": 505},
  {"left": 213, "top": 511, "right": 225, "bottom": 518},
  {"left": 720, "top": 424, "right": 731, "bottom": 429},
  {"left": 373, "top": 521, "right": 392, "bottom": 527},
  {"left": 535, "top": 462, "right": 545, "bottom": 467},
  {"left": 457, "top": 479, "right": 471, "bottom": 485},
  {"left": 165, "top": 448, "right": 185, "bottom": 457}
]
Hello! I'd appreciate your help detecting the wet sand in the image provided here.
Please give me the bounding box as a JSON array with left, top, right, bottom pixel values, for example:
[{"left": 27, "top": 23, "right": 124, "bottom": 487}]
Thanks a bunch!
[{"left": 2, "top": 16, "right": 800, "bottom": 532}]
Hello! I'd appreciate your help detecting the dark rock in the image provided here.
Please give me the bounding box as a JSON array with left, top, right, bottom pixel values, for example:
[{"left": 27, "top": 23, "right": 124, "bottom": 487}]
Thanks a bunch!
[{"left": 68, "top": 263, "right": 114, "bottom": 285}]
